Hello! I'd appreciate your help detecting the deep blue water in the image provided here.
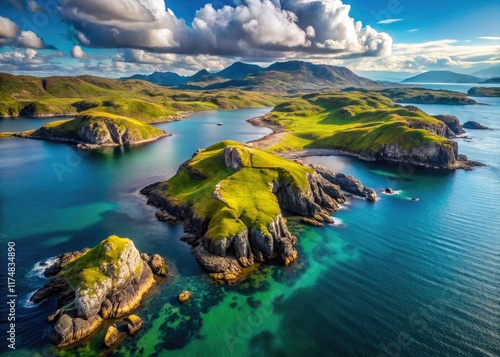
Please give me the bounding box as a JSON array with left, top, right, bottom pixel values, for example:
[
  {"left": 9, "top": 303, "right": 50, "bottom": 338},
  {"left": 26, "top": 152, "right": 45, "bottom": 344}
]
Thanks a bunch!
[{"left": 0, "top": 99, "right": 498, "bottom": 356}]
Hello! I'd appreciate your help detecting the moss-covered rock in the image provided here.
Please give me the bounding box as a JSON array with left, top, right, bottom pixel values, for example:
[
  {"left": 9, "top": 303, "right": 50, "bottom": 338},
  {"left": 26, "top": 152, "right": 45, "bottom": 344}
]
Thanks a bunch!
[{"left": 31, "top": 235, "right": 167, "bottom": 347}]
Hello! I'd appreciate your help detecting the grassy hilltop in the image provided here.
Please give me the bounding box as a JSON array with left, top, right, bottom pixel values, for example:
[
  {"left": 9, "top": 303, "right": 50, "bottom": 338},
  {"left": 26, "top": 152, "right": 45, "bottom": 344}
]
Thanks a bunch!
[
  {"left": 155, "top": 140, "right": 313, "bottom": 241},
  {"left": 0, "top": 73, "right": 280, "bottom": 120},
  {"left": 262, "top": 91, "right": 466, "bottom": 168}
]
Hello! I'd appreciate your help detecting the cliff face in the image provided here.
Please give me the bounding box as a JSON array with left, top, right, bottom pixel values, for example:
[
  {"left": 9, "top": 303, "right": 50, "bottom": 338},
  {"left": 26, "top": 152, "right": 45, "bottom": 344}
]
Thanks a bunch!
[
  {"left": 433, "top": 115, "right": 465, "bottom": 136},
  {"left": 377, "top": 141, "right": 459, "bottom": 169},
  {"left": 31, "top": 236, "right": 167, "bottom": 347},
  {"left": 142, "top": 141, "right": 375, "bottom": 282},
  {"left": 29, "top": 113, "right": 169, "bottom": 149}
]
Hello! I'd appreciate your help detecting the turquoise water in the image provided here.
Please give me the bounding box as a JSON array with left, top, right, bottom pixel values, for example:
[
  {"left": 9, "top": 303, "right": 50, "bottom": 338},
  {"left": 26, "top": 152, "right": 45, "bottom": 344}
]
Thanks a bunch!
[{"left": 1, "top": 101, "right": 499, "bottom": 356}]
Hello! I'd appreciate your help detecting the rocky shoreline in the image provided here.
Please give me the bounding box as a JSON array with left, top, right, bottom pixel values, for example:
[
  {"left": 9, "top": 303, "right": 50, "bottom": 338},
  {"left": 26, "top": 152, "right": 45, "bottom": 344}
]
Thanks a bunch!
[
  {"left": 31, "top": 236, "right": 168, "bottom": 347},
  {"left": 247, "top": 114, "right": 484, "bottom": 170},
  {"left": 141, "top": 141, "right": 377, "bottom": 283}
]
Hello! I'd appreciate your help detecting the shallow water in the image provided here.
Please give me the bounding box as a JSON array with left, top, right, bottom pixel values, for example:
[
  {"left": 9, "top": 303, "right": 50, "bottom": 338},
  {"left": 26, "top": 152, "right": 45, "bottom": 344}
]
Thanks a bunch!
[{"left": 0, "top": 99, "right": 499, "bottom": 356}]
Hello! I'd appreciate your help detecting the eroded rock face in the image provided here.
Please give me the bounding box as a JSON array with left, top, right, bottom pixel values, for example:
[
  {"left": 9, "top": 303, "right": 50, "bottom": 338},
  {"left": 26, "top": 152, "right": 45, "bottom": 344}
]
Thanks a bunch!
[
  {"left": 31, "top": 237, "right": 167, "bottom": 347},
  {"left": 142, "top": 157, "right": 373, "bottom": 283},
  {"left": 433, "top": 115, "right": 465, "bottom": 136},
  {"left": 311, "top": 165, "right": 377, "bottom": 201},
  {"left": 378, "top": 141, "right": 460, "bottom": 169}
]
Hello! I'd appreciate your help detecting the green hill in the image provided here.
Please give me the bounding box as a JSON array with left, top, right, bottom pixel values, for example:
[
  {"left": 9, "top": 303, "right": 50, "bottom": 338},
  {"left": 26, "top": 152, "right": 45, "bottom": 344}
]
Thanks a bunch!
[
  {"left": 29, "top": 111, "right": 169, "bottom": 148},
  {"left": 0, "top": 73, "right": 280, "bottom": 119},
  {"left": 403, "top": 71, "right": 479, "bottom": 84},
  {"left": 263, "top": 91, "right": 470, "bottom": 169}
]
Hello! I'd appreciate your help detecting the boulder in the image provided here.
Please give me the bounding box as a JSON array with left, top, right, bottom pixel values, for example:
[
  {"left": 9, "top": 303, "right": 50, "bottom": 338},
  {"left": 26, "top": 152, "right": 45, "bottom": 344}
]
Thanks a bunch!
[
  {"left": 301, "top": 217, "right": 323, "bottom": 226},
  {"left": 104, "top": 325, "right": 119, "bottom": 348},
  {"left": 126, "top": 315, "right": 144, "bottom": 335},
  {"left": 148, "top": 254, "right": 168, "bottom": 276},
  {"left": 385, "top": 188, "right": 395, "bottom": 194},
  {"left": 178, "top": 291, "right": 192, "bottom": 303}
]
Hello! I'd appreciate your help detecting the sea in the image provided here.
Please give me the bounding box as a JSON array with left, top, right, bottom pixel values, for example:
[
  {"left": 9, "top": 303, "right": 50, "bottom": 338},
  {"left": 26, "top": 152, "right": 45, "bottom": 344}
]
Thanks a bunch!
[{"left": 0, "top": 84, "right": 498, "bottom": 356}]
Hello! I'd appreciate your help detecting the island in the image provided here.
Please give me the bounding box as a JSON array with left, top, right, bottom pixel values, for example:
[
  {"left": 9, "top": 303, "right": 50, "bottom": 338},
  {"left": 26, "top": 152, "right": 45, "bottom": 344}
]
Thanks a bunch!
[
  {"left": 141, "top": 140, "right": 376, "bottom": 283},
  {"left": 25, "top": 111, "right": 170, "bottom": 148},
  {"left": 30, "top": 235, "right": 167, "bottom": 347},
  {"left": 467, "top": 87, "right": 500, "bottom": 97},
  {"left": 249, "top": 91, "right": 480, "bottom": 169},
  {"left": 377, "top": 88, "right": 478, "bottom": 105}
]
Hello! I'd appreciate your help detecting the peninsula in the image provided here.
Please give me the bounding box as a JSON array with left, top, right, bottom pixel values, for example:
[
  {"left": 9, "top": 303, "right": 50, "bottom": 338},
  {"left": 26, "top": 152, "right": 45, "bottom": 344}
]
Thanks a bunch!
[{"left": 142, "top": 140, "right": 376, "bottom": 282}]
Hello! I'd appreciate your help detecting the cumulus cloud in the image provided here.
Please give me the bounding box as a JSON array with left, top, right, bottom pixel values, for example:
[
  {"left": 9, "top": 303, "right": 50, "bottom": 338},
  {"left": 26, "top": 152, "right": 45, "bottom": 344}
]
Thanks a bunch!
[
  {"left": 71, "top": 45, "right": 88, "bottom": 58},
  {"left": 343, "top": 39, "right": 500, "bottom": 73},
  {"left": 60, "top": 0, "right": 392, "bottom": 58},
  {"left": 0, "top": 15, "right": 51, "bottom": 48}
]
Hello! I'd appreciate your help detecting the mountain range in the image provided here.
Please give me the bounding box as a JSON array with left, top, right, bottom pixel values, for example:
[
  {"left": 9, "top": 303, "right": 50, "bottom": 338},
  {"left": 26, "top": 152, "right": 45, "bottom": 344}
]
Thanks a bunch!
[
  {"left": 402, "top": 67, "right": 500, "bottom": 84},
  {"left": 121, "top": 61, "right": 380, "bottom": 92}
]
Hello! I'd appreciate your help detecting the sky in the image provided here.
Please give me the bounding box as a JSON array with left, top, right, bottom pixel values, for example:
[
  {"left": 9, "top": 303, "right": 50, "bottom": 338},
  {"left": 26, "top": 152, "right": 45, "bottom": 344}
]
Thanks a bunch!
[{"left": 0, "top": 0, "right": 499, "bottom": 80}]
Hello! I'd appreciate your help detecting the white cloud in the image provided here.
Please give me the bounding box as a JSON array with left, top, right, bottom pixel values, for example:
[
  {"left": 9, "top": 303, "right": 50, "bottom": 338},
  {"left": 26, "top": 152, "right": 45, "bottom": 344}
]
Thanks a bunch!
[
  {"left": 60, "top": 0, "right": 392, "bottom": 58},
  {"left": 17, "top": 30, "right": 46, "bottom": 49},
  {"left": 407, "top": 29, "right": 419, "bottom": 33},
  {"left": 71, "top": 45, "right": 88, "bottom": 58},
  {"left": 377, "top": 19, "right": 403, "bottom": 24},
  {"left": 27, "top": 0, "right": 44, "bottom": 12},
  {"left": 341, "top": 39, "right": 500, "bottom": 73},
  {"left": 478, "top": 37, "right": 500, "bottom": 41},
  {"left": 0, "top": 15, "right": 51, "bottom": 48}
]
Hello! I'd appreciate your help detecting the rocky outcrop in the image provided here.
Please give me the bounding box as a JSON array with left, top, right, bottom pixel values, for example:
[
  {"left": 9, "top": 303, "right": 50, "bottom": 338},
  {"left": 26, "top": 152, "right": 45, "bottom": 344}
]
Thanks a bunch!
[
  {"left": 126, "top": 315, "right": 144, "bottom": 334},
  {"left": 310, "top": 165, "right": 377, "bottom": 201},
  {"left": 178, "top": 291, "right": 192, "bottom": 303},
  {"left": 408, "top": 119, "right": 455, "bottom": 138},
  {"left": 433, "top": 115, "right": 465, "bottom": 136},
  {"left": 28, "top": 114, "right": 170, "bottom": 149},
  {"left": 31, "top": 236, "right": 167, "bottom": 347},
  {"left": 104, "top": 325, "right": 119, "bottom": 348},
  {"left": 463, "top": 121, "right": 489, "bottom": 130},
  {"left": 142, "top": 143, "right": 375, "bottom": 283}
]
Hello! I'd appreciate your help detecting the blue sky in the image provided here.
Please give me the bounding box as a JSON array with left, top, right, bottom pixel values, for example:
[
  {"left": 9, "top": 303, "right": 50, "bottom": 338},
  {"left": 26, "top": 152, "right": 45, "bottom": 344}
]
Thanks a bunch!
[{"left": 0, "top": 0, "right": 499, "bottom": 79}]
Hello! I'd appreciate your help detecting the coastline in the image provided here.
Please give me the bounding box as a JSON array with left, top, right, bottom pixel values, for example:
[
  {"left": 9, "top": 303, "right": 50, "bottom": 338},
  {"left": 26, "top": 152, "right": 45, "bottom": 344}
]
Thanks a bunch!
[
  {"left": 245, "top": 113, "right": 484, "bottom": 169},
  {"left": 18, "top": 131, "right": 172, "bottom": 149}
]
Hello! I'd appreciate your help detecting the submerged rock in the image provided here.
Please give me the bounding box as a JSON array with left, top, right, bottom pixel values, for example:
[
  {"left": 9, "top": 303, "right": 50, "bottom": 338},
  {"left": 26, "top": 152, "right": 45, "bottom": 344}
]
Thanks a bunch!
[{"left": 31, "top": 236, "right": 167, "bottom": 347}]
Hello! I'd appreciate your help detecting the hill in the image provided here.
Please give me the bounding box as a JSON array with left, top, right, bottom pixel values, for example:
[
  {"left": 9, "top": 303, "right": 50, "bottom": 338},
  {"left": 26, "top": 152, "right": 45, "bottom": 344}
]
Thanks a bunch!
[
  {"left": 215, "top": 62, "right": 263, "bottom": 80},
  {"left": 252, "top": 91, "right": 477, "bottom": 169},
  {"left": 28, "top": 111, "right": 169, "bottom": 148},
  {"left": 403, "top": 71, "right": 480, "bottom": 83},
  {"left": 141, "top": 140, "right": 374, "bottom": 282},
  {"left": 123, "top": 60, "right": 382, "bottom": 93},
  {"left": 467, "top": 87, "right": 500, "bottom": 97},
  {"left": 471, "top": 65, "right": 500, "bottom": 78},
  {"left": 0, "top": 73, "right": 279, "bottom": 119}
]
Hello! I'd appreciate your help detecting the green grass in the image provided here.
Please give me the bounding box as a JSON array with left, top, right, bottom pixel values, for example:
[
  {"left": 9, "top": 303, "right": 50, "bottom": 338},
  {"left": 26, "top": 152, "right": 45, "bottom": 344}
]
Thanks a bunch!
[
  {"left": 467, "top": 87, "right": 500, "bottom": 97},
  {"left": 156, "top": 140, "right": 313, "bottom": 241},
  {"left": 0, "top": 73, "right": 281, "bottom": 119},
  {"left": 63, "top": 235, "right": 136, "bottom": 292},
  {"left": 31, "top": 111, "right": 166, "bottom": 143},
  {"left": 265, "top": 91, "right": 454, "bottom": 157}
]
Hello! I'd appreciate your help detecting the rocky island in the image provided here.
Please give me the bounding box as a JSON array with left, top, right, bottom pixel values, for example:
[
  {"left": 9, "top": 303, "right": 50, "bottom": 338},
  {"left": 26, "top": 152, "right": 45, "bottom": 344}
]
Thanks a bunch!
[
  {"left": 25, "top": 111, "right": 170, "bottom": 148},
  {"left": 31, "top": 235, "right": 167, "bottom": 347},
  {"left": 467, "top": 87, "right": 500, "bottom": 97},
  {"left": 141, "top": 140, "right": 375, "bottom": 283}
]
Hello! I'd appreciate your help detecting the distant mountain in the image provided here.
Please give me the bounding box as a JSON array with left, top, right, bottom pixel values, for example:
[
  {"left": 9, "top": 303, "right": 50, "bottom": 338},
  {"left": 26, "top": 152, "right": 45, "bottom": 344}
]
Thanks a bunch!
[
  {"left": 480, "top": 77, "right": 500, "bottom": 84},
  {"left": 403, "top": 71, "right": 480, "bottom": 84},
  {"left": 122, "top": 60, "right": 382, "bottom": 92},
  {"left": 215, "top": 62, "right": 263, "bottom": 80},
  {"left": 471, "top": 65, "right": 500, "bottom": 78},
  {"left": 126, "top": 71, "right": 187, "bottom": 86}
]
